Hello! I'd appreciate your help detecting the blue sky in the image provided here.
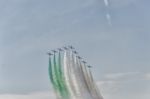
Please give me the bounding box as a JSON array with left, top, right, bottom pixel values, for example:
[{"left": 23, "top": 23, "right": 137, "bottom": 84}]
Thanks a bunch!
[{"left": 0, "top": 0, "right": 150, "bottom": 99}]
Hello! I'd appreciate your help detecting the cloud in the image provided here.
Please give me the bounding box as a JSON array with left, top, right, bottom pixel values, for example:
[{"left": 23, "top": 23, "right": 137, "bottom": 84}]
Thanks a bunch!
[
  {"left": 96, "top": 72, "right": 150, "bottom": 99},
  {"left": 0, "top": 91, "right": 56, "bottom": 99},
  {"left": 104, "top": 72, "right": 140, "bottom": 80},
  {"left": 97, "top": 76, "right": 150, "bottom": 99},
  {"left": 145, "top": 73, "right": 150, "bottom": 80},
  {"left": 97, "top": 80, "right": 120, "bottom": 94}
]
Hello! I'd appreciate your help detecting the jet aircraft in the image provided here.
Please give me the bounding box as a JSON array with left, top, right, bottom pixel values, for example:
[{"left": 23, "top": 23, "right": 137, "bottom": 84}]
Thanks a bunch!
[
  {"left": 63, "top": 47, "right": 68, "bottom": 50},
  {"left": 68, "top": 45, "right": 74, "bottom": 49},
  {"left": 73, "top": 51, "right": 78, "bottom": 54},
  {"left": 82, "top": 61, "right": 87, "bottom": 64},
  {"left": 58, "top": 48, "right": 63, "bottom": 51},
  {"left": 88, "top": 65, "right": 92, "bottom": 68},
  {"left": 47, "top": 52, "right": 53, "bottom": 56},
  {"left": 77, "top": 56, "right": 82, "bottom": 59},
  {"left": 52, "top": 50, "right": 57, "bottom": 53}
]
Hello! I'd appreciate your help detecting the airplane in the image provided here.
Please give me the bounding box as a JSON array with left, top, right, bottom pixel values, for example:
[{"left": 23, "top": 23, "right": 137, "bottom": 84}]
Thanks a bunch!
[
  {"left": 82, "top": 61, "right": 87, "bottom": 64},
  {"left": 68, "top": 45, "right": 75, "bottom": 49},
  {"left": 73, "top": 51, "right": 78, "bottom": 54},
  {"left": 52, "top": 50, "right": 57, "bottom": 53},
  {"left": 58, "top": 48, "right": 63, "bottom": 51},
  {"left": 87, "top": 65, "right": 92, "bottom": 68},
  {"left": 47, "top": 52, "right": 53, "bottom": 56},
  {"left": 63, "top": 47, "right": 68, "bottom": 50},
  {"left": 77, "top": 56, "right": 82, "bottom": 59}
]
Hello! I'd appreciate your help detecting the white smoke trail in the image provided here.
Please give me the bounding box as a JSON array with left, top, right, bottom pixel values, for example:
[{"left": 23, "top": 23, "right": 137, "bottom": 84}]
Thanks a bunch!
[
  {"left": 86, "top": 68, "right": 98, "bottom": 99},
  {"left": 69, "top": 51, "right": 81, "bottom": 97},
  {"left": 76, "top": 56, "right": 93, "bottom": 99},
  {"left": 80, "top": 61, "right": 103, "bottom": 99},
  {"left": 74, "top": 53, "right": 97, "bottom": 99},
  {"left": 87, "top": 68, "right": 103, "bottom": 99},
  {"left": 104, "top": 0, "right": 112, "bottom": 26},
  {"left": 106, "top": 13, "right": 112, "bottom": 26},
  {"left": 56, "top": 50, "right": 103, "bottom": 99},
  {"left": 74, "top": 55, "right": 85, "bottom": 98},
  {"left": 63, "top": 51, "right": 75, "bottom": 99},
  {"left": 104, "top": 0, "right": 109, "bottom": 7},
  {"left": 81, "top": 63, "right": 94, "bottom": 99},
  {"left": 64, "top": 51, "right": 92, "bottom": 99},
  {"left": 67, "top": 51, "right": 76, "bottom": 97}
]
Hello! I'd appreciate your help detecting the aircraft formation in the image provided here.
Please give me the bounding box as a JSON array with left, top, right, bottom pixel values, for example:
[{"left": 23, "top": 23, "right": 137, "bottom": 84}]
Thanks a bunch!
[
  {"left": 47, "top": 45, "right": 103, "bottom": 99},
  {"left": 47, "top": 45, "right": 92, "bottom": 69}
]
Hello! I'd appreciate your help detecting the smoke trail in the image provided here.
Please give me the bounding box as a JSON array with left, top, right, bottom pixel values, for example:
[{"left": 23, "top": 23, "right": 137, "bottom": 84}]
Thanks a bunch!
[
  {"left": 80, "top": 63, "right": 94, "bottom": 99},
  {"left": 104, "top": 0, "right": 109, "bottom": 7},
  {"left": 48, "top": 55, "right": 61, "bottom": 99},
  {"left": 106, "top": 13, "right": 112, "bottom": 26},
  {"left": 103, "top": 0, "right": 112, "bottom": 26},
  {"left": 87, "top": 68, "right": 103, "bottom": 99},
  {"left": 85, "top": 67, "right": 97, "bottom": 99},
  {"left": 48, "top": 48, "right": 103, "bottom": 99},
  {"left": 53, "top": 53, "right": 62, "bottom": 99},
  {"left": 76, "top": 55, "right": 92, "bottom": 99},
  {"left": 69, "top": 51, "right": 81, "bottom": 97},
  {"left": 63, "top": 51, "right": 76, "bottom": 99},
  {"left": 58, "top": 51, "right": 70, "bottom": 99},
  {"left": 48, "top": 56, "right": 53, "bottom": 84},
  {"left": 68, "top": 51, "right": 78, "bottom": 96}
]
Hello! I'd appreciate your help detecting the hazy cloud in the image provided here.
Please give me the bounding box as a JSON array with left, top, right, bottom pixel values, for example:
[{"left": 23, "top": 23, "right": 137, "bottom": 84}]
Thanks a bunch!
[
  {"left": 0, "top": 91, "right": 55, "bottom": 99},
  {"left": 104, "top": 72, "right": 140, "bottom": 80},
  {"left": 145, "top": 73, "right": 150, "bottom": 80}
]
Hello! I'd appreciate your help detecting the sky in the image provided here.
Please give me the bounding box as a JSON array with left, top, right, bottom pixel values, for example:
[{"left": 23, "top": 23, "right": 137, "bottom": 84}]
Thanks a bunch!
[{"left": 0, "top": 0, "right": 150, "bottom": 99}]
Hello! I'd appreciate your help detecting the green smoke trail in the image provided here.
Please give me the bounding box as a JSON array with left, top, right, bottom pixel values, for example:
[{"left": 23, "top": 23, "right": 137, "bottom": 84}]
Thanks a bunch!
[
  {"left": 49, "top": 53, "right": 70, "bottom": 99},
  {"left": 58, "top": 52, "right": 70, "bottom": 99},
  {"left": 53, "top": 53, "right": 62, "bottom": 97},
  {"left": 48, "top": 55, "right": 61, "bottom": 99},
  {"left": 48, "top": 56, "right": 54, "bottom": 84}
]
